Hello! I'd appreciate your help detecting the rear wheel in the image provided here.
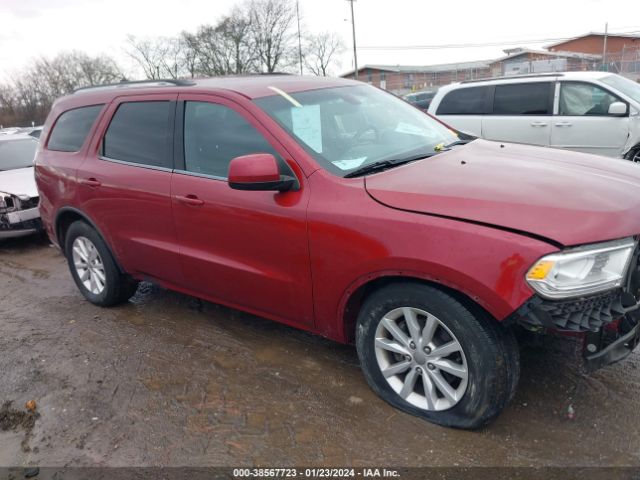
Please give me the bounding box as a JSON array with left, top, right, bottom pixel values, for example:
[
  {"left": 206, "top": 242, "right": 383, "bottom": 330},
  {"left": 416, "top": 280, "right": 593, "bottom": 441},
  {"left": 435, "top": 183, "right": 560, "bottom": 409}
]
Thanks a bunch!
[
  {"left": 64, "top": 221, "right": 138, "bottom": 307},
  {"left": 356, "top": 282, "right": 519, "bottom": 429}
]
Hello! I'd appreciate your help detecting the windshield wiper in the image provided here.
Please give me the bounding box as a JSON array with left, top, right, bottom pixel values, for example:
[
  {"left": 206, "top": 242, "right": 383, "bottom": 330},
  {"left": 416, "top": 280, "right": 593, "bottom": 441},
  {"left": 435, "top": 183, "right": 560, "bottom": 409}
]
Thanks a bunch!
[
  {"left": 343, "top": 152, "right": 438, "bottom": 178},
  {"left": 444, "top": 137, "right": 476, "bottom": 149}
]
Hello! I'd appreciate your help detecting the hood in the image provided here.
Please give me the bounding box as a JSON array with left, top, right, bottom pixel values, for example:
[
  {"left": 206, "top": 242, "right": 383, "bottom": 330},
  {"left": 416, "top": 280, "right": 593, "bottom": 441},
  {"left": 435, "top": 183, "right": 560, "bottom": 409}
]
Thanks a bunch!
[
  {"left": 365, "top": 139, "right": 640, "bottom": 246},
  {"left": 0, "top": 167, "right": 38, "bottom": 198}
]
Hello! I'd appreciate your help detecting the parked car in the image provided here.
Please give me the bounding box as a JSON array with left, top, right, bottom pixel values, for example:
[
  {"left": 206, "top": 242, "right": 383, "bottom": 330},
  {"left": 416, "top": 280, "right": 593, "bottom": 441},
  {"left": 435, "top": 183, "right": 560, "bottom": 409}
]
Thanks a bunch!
[
  {"left": 428, "top": 71, "right": 640, "bottom": 161},
  {"left": 404, "top": 90, "right": 437, "bottom": 111},
  {"left": 0, "top": 127, "right": 22, "bottom": 136},
  {"left": 0, "top": 134, "right": 41, "bottom": 239},
  {"left": 28, "top": 127, "right": 43, "bottom": 139},
  {"left": 36, "top": 76, "right": 640, "bottom": 429}
]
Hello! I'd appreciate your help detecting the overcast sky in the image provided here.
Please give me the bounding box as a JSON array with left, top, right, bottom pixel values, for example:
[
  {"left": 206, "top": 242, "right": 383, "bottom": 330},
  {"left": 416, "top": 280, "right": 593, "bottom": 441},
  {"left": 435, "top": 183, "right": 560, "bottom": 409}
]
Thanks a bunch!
[{"left": 0, "top": 0, "right": 638, "bottom": 80}]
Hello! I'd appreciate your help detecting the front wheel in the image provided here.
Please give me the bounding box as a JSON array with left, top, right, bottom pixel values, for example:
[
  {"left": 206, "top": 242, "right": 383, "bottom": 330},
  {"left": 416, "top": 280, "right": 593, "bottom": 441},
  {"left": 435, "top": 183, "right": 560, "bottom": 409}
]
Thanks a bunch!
[
  {"left": 356, "top": 282, "right": 519, "bottom": 429},
  {"left": 625, "top": 146, "right": 640, "bottom": 163}
]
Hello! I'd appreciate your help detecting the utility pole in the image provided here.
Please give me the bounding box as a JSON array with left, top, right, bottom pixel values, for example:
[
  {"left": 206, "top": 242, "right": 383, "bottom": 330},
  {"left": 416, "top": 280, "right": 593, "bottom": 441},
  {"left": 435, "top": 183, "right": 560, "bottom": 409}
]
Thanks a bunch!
[
  {"left": 296, "top": 0, "right": 303, "bottom": 75},
  {"left": 602, "top": 22, "right": 609, "bottom": 71},
  {"left": 346, "top": 0, "right": 358, "bottom": 79}
]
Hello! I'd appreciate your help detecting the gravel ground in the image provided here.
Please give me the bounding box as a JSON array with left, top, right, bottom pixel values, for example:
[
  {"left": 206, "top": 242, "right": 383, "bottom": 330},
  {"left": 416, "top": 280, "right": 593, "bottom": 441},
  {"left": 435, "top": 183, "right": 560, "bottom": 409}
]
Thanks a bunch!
[{"left": 2, "top": 235, "right": 640, "bottom": 469}]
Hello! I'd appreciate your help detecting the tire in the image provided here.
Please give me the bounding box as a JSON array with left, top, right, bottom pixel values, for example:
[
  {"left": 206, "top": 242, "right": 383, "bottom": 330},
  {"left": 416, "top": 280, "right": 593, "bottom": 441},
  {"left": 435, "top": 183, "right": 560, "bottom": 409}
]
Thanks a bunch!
[
  {"left": 355, "top": 282, "right": 519, "bottom": 430},
  {"left": 625, "top": 145, "right": 640, "bottom": 163},
  {"left": 64, "top": 221, "right": 138, "bottom": 307}
]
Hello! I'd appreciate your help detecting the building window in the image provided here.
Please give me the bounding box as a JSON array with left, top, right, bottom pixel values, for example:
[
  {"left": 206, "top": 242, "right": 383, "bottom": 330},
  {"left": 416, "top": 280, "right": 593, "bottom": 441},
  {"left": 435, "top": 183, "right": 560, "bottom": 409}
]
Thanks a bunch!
[
  {"left": 404, "top": 73, "right": 414, "bottom": 88},
  {"left": 367, "top": 71, "right": 373, "bottom": 83}
]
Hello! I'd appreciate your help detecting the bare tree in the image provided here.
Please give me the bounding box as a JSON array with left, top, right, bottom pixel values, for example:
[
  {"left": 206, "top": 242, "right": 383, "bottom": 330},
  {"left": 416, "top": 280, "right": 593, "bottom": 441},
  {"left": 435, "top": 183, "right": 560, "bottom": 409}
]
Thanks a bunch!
[
  {"left": 217, "top": 7, "right": 258, "bottom": 74},
  {"left": 0, "top": 51, "right": 123, "bottom": 126},
  {"left": 181, "top": 8, "right": 257, "bottom": 77},
  {"left": 246, "top": 0, "right": 297, "bottom": 73},
  {"left": 304, "top": 32, "right": 345, "bottom": 76},
  {"left": 126, "top": 35, "right": 190, "bottom": 79}
]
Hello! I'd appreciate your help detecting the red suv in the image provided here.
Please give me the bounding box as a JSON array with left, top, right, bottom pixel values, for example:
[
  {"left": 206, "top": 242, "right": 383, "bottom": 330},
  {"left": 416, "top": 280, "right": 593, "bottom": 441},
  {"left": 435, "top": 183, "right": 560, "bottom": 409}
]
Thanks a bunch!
[{"left": 35, "top": 76, "right": 640, "bottom": 429}]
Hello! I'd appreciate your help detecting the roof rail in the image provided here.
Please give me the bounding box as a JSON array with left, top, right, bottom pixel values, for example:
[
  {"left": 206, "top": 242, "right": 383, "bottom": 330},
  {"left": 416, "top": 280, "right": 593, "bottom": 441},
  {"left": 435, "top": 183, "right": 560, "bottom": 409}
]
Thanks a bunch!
[
  {"left": 460, "top": 72, "right": 564, "bottom": 84},
  {"left": 73, "top": 78, "right": 196, "bottom": 93}
]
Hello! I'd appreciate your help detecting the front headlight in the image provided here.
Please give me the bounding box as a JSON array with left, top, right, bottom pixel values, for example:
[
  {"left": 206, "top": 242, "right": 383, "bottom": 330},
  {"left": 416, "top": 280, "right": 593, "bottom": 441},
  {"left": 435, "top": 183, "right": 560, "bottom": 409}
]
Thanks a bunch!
[{"left": 526, "top": 237, "right": 636, "bottom": 299}]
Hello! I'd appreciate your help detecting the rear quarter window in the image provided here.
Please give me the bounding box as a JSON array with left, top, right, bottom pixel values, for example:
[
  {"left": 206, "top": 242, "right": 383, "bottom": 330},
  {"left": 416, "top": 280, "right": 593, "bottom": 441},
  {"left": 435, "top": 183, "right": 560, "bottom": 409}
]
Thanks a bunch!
[
  {"left": 436, "top": 86, "right": 488, "bottom": 115},
  {"left": 47, "top": 105, "right": 104, "bottom": 152}
]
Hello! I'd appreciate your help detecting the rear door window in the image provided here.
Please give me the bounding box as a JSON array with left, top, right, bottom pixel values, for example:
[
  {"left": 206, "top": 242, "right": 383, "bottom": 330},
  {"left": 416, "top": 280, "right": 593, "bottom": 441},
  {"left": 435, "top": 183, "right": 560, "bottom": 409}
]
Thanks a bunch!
[
  {"left": 102, "top": 101, "right": 172, "bottom": 168},
  {"left": 492, "top": 83, "right": 552, "bottom": 115},
  {"left": 436, "top": 86, "right": 489, "bottom": 115},
  {"left": 48, "top": 105, "right": 103, "bottom": 152}
]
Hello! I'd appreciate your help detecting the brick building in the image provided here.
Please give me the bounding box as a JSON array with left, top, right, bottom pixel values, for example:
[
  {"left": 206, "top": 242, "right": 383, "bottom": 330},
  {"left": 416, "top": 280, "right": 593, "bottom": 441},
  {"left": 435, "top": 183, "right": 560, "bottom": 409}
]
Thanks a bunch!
[
  {"left": 489, "top": 48, "right": 600, "bottom": 77},
  {"left": 547, "top": 32, "right": 640, "bottom": 56},
  {"left": 341, "top": 32, "right": 640, "bottom": 95},
  {"left": 343, "top": 60, "right": 492, "bottom": 95},
  {"left": 547, "top": 32, "right": 640, "bottom": 77}
]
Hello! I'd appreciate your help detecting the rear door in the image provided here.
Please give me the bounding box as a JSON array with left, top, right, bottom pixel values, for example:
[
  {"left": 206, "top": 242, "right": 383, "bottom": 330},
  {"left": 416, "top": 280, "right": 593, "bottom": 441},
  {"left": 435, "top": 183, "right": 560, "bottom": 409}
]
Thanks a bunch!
[
  {"left": 170, "top": 94, "right": 314, "bottom": 327},
  {"left": 550, "top": 81, "right": 630, "bottom": 157},
  {"left": 76, "top": 94, "right": 183, "bottom": 284},
  {"left": 482, "top": 81, "right": 553, "bottom": 147}
]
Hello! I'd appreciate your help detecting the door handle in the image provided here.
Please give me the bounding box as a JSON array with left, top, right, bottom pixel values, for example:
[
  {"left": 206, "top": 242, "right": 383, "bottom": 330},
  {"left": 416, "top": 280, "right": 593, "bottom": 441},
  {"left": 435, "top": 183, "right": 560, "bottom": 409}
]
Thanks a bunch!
[
  {"left": 555, "top": 122, "right": 573, "bottom": 127},
  {"left": 79, "top": 178, "right": 101, "bottom": 187},
  {"left": 530, "top": 121, "right": 548, "bottom": 127},
  {"left": 174, "top": 194, "right": 204, "bottom": 207}
]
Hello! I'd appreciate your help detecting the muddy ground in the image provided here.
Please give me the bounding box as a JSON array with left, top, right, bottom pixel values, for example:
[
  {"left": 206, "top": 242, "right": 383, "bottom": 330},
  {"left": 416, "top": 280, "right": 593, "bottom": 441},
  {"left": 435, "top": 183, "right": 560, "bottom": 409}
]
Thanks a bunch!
[{"left": 1, "top": 235, "right": 640, "bottom": 468}]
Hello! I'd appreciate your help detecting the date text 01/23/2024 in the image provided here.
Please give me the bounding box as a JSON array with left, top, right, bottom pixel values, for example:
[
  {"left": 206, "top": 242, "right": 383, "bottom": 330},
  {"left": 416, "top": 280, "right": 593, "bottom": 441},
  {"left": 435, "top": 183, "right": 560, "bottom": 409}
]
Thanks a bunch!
[{"left": 233, "top": 468, "right": 401, "bottom": 478}]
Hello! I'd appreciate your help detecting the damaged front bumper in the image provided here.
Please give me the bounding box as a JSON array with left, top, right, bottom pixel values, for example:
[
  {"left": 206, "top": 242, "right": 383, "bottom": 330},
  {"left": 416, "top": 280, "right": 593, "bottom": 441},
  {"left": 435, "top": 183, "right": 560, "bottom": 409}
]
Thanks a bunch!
[
  {"left": 0, "top": 192, "right": 42, "bottom": 239},
  {"left": 584, "top": 321, "right": 640, "bottom": 371},
  {"left": 509, "top": 288, "right": 640, "bottom": 371}
]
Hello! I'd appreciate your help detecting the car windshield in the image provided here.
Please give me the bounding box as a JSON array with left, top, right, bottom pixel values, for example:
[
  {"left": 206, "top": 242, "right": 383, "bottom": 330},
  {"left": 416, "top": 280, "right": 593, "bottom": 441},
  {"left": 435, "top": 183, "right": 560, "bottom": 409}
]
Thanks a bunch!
[
  {"left": 255, "top": 85, "right": 459, "bottom": 177},
  {"left": 600, "top": 75, "right": 640, "bottom": 104},
  {"left": 0, "top": 138, "right": 37, "bottom": 171}
]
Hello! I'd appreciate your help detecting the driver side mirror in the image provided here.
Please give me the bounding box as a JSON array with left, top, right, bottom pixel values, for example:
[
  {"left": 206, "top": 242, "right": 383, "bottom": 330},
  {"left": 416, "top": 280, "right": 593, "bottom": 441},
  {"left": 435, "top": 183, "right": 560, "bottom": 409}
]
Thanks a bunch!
[
  {"left": 608, "top": 101, "right": 628, "bottom": 116},
  {"left": 228, "top": 153, "right": 297, "bottom": 192}
]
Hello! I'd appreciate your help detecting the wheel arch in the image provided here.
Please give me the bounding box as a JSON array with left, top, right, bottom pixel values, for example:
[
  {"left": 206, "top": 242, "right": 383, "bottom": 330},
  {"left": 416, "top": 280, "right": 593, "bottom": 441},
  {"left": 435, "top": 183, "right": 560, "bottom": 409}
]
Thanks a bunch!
[
  {"left": 55, "top": 207, "right": 125, "bottom": 273},
  {"left": 624, "top": 142, "right": 640, "bottom": 161},
  {"left": 340, "top": 272, "right": 506, "bottom": 344}
]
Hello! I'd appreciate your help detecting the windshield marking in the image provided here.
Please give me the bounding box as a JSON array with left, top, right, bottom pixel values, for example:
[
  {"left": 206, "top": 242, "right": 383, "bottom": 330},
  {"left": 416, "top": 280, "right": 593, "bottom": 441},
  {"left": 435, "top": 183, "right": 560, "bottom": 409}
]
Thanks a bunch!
[{"left": 267, "top": 86, "right": 302, "bottom": 108}]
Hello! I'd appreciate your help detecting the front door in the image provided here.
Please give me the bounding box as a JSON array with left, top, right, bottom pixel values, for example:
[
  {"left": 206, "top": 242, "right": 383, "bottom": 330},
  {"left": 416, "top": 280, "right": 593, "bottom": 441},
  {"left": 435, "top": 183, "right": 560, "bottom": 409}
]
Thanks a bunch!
[
  {"left": 171, "top": 94, "right": 314, "bottom": 327},
  {"left": 550, "top": 81, "right": 630, "bottom": 157}
]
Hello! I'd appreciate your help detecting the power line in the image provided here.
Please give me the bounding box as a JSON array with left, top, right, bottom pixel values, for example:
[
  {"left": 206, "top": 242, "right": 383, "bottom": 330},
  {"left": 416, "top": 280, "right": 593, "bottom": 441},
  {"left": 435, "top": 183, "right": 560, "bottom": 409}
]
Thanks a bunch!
[{"left": 358, "top": 29, "right": 640, "bottom": 51}]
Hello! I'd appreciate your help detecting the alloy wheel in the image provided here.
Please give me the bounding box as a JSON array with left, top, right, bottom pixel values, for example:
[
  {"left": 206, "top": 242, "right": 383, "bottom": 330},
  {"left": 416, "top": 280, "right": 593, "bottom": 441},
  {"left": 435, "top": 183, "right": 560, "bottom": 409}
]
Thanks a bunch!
[
  {"left": 72, "top": 236, "right": 106, "bottom": 295},
  {"left": 374, "top": 307, "right": 468, "bottom": 411}
]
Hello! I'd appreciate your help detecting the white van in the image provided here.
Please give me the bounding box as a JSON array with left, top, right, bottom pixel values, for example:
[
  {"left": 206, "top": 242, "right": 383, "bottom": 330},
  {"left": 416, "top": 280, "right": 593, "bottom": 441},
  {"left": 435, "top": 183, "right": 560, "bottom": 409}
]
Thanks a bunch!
[{"left": 428, "top": 72, "right": 640, "bottom": 161}]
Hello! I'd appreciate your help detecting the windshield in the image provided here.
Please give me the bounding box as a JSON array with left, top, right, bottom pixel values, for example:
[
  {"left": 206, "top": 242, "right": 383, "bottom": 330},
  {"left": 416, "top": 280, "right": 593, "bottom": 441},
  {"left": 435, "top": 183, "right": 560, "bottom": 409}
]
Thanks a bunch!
[
  {"left": 255, "top": 85, "right": 458, "bottom": 176},
  {"left": 601, "top": 75, "right": 640, "bottom": 104},
  {"left": 0, "top": 138, "right": 37, "bottom": 171}
]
